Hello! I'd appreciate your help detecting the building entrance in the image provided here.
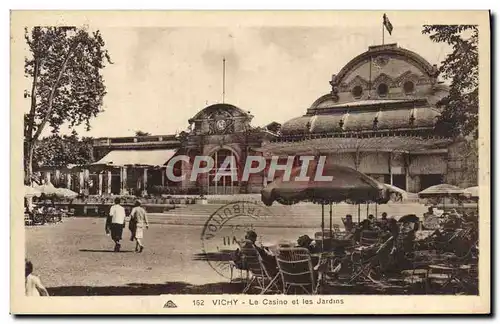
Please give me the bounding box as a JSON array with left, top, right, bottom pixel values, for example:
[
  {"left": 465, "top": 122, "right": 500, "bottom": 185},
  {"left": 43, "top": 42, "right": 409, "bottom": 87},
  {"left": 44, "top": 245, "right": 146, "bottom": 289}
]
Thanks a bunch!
[{"left": 206, "top": 149, "right": 239, "bottom": 195}]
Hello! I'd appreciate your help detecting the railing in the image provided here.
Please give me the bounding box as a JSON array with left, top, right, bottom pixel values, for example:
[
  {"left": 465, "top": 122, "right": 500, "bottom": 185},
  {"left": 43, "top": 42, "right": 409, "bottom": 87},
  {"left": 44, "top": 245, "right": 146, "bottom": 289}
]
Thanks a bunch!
[{"left": 93, "top": 135, "right": 179, "bottom": 147}]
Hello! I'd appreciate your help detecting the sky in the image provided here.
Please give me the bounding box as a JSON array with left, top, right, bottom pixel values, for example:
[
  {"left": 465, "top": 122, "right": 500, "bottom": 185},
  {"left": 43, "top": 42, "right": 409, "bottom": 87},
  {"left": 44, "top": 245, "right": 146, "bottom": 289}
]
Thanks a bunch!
[{"left": 25, "top": 13, "right": 453, "bottom": 139}]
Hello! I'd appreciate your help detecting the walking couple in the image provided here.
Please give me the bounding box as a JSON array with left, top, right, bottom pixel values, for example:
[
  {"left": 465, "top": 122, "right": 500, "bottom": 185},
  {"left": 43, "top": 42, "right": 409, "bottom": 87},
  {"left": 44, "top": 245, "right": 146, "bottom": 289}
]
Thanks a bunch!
[{"left": 105, "top": 198, "right": 149, "bottom": 252}]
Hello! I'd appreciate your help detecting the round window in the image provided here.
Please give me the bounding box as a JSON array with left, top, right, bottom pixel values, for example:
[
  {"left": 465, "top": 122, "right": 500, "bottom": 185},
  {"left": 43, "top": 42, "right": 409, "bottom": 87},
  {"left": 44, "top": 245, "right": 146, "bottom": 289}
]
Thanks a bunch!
[
  {"left": 351, "top": 85, "right": 363, "bottom": 99},
  {"left": 403, "top": 81, "right": 415, "bottom": 94},
  {"left": 377, "top": 83, "right": 389, "bottom": 97}
]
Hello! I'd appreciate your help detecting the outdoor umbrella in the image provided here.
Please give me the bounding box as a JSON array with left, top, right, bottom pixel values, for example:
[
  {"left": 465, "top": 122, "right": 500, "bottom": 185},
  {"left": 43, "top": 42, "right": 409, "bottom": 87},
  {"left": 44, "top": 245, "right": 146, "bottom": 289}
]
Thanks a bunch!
[
  {"left": 464, "top": 186, "right": 479, "bottom": 200},
  {"left": 34, "top": 182, "right": 59, "bottom": 196},
  {"left": 384, "top": 183, "right": 408, "bottom": 201},
  {"left": 261, "top": 160, "right": 391, "bottom": 251},
  {"left": 56, "top": 188, "right": 79, "bottom": 199},
  {"left": 261, "top": 163, "right": 390, "bottom": 206},
  {"left": 418, "top": 184, "right": 465, "bottom": 197},
  {"left": 418, "top": 184, "right": 466, "bottom": 210},
  {"left": 24, "top": 185, "right": 41, "bottom": 198}
]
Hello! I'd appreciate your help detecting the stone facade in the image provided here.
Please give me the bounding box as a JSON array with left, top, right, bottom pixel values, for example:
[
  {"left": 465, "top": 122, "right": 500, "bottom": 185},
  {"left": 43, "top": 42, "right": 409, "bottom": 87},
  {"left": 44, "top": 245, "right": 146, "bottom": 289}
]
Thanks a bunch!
[{"left": 36, "top": 44, "right": 478, "bottom": 196}]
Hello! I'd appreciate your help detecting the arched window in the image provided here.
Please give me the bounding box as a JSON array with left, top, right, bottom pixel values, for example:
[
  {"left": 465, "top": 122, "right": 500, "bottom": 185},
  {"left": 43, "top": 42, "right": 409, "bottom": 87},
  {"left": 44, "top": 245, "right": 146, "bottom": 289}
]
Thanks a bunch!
[
  {"left": 377, "top": 83, "right": 389, "bottom": 97},
  {"left": 351, "top": 85, "right": 363, "bottom": 99},
  {"left": 403, "top": 81, "right": 415, "bottom": 94}
]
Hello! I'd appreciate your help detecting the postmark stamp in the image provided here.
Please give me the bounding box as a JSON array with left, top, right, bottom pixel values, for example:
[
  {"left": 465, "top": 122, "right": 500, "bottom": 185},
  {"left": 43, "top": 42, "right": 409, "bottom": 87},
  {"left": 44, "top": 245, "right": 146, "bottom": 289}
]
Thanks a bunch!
[{"left": 200, "top": 201, "right": 274, "bottom": 279}]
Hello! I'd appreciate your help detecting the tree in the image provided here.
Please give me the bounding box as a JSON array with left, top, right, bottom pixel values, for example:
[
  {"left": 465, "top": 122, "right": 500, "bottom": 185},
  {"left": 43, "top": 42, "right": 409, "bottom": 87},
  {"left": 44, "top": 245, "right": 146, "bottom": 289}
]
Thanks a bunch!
[
  {"left": 33, "top": 134, "right": 95, "bottom": 169},
  {"left": 24, "top": 27, "right": 112, "bottom": 184},
  {"left": 135, "top": 130, "right": 151, "bottom": 136},
  {"left": 422, "top": 25, "right": 478, "bottom": 139}
]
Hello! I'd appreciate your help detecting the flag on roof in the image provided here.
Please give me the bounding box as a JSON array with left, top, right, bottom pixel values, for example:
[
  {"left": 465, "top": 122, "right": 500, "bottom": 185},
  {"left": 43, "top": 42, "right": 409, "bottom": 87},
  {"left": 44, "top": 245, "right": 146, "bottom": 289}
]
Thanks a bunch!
[{"left": 383, "top": 14, "right": 393, "bottom": 35}]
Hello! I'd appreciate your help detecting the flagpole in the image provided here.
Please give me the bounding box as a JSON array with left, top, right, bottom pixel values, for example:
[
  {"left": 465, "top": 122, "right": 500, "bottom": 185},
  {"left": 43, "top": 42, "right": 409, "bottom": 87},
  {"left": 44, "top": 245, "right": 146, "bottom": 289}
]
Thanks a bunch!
[
  {"left": 382, "top": 20, "right": 385, "bottom": 45},
  {"left": 368, "top": 56, "right": 372, "bottom": 99},
  {"left": 222, "top": 57, "right": 226, "bottom": 103}
]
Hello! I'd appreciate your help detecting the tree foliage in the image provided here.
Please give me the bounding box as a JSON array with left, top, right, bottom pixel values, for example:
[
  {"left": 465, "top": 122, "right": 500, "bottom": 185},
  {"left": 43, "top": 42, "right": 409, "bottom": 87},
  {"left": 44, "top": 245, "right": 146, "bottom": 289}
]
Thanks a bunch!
[
  {"left": 422, "top": 25, "right": 478, "bottom": 138},
  {"left": 135, "top": 130, "right": 151, "bottom": 136},
  {"left": 33, "top": 134, "right": 95, "bottom": 168},
  {"left": 24, "top": 26, "right": 112, "bottom": 183}
]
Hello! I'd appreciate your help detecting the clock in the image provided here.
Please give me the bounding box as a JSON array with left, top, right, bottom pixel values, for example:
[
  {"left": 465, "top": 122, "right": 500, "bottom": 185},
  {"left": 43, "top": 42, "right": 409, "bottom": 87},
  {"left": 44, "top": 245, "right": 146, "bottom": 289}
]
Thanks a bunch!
[{"left": 216, "top": 119, "right": 227, "bottom": 131}]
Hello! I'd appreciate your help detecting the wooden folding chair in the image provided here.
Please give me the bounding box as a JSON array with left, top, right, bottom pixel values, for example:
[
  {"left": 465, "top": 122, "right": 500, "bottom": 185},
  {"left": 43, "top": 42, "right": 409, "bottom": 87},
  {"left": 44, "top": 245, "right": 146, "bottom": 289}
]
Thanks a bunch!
[
  {"left": 229, "top": 242, "right": 250, "bottom": 284},
  {"left": 359, "top": 230, "right": 380, "bottom": 247},
  {"left": 276, "top": 247, "right": 319, "bottom": 295},
  {"left": 240, "top": 245, "right": 281, "bottom": 294},
  {"left": 428, "top": 263, "right": 478, "bottom": 294},
  {"left": 349, "top": 236, "right": 394, "bottom": 285},
  {"left": 229, "top": 260, "right": 249, "bottom": 284},
  {"left": 24, "top": 213, "right": 33, "bottom": 226}
]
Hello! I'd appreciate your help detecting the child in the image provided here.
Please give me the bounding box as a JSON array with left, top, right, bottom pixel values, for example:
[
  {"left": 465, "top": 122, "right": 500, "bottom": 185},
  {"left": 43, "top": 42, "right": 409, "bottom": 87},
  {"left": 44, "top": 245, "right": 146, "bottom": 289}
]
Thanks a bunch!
[{"left": 25, "top": 260, "right": 49, "bottom": 296}]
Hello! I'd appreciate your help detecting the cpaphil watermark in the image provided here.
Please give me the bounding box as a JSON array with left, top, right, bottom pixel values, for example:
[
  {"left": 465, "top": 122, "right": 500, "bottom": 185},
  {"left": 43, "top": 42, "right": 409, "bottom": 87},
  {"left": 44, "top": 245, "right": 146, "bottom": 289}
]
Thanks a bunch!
[
  {"left": 200, "top": 201, "right": 274, "bottom": 279},
  {"left": 167, "top": 155, "right": 332, "bottom": 182}
]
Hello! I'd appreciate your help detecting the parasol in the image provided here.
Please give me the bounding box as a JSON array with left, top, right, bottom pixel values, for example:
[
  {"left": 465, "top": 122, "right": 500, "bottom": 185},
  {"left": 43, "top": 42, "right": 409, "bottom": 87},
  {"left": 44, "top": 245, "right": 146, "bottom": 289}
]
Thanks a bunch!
[
  {"left": 34, "top": 182, "right": 59, "bottom": 196},
  {"left": 56, "top": 188, "right": 79, "bottom": 199},
  {"left": 261, "top": 163, "right": 389, "bottom": 206},
  {"left": 418, "top": 184, "right": 466, "bottom": 211},
  {"left": 464, "top": 186, "right": 479, "bottom": 200},
  {"left": 384, "top": 183, "right": 408, "bottom": 201},
  {"left": 24, "top": 185, "right": 41, "bottom": 197},
  {"left": 261, "top": 160, "right": 391, "bottom": 251},
  {"left": 418, "top": 184, "right": 465, "bottom": 198}
]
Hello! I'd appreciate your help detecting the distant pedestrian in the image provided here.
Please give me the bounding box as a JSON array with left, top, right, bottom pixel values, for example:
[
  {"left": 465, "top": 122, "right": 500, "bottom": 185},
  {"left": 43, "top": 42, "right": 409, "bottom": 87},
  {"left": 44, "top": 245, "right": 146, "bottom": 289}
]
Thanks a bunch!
[
  {"left": 129, "top": 200, "right": 149, "bottom": 253},
  {"left": 108, "top": 197, "right": 127, "bottom": 252},
  {"left": 25, "top": 260, "right": 49, "bottom": 296}
]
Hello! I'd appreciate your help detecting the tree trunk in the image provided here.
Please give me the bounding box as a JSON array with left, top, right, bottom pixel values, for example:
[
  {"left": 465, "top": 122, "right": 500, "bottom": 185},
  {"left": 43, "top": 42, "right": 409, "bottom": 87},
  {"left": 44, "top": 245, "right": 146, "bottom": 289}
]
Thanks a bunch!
[
  {"left": 25, "top": 141, "right": 36, "bottom": 185},
  {"left": 25, "top": 40, "right": 79, "bottom": 185}
]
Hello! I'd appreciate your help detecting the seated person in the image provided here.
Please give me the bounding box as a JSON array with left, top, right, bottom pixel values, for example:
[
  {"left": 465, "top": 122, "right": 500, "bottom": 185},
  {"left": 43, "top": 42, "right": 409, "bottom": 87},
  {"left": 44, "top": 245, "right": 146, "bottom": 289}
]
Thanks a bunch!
[
  {"left": 442, "top": 212, "right": 462, "bottom": 230},
  {"left": 353, "top": 219, "right": 374, "bottom": 243},
  {"left": 232, "top": 230, "right": 277, "bottom": 273},
  {"left": 378, "top": 217, "right": 400, "bottom": 253},
  {"left": 342, "top": 214, "right": 355, "bottom": 232},
  {"left": 423, "top": 206, "right": 435, "bottom": 219},
  {"left": 296, "top": 235, "right": 317, "bottom": 253},
  {"left": 367, "top": 214, "right": 375, "bottom": 223},
  {"left": 377, "top": 212, "right": 389, "bottom": 230}
]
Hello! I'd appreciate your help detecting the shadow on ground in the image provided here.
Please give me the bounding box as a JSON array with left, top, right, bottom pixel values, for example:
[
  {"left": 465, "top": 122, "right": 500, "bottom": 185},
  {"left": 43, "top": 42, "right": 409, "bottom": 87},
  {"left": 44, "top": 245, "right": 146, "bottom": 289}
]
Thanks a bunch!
[
  {"left": 192, "top": 251, "right": 233, "bottom": 262},
  {"left": 48, "top": 281, "right": 246, "bottom": 296},
  {"left": 47, "top": 280, "right": 475, "bottom": 296},
  {"left": 79, "top": 249, "right": 135, "bottom": 253}
]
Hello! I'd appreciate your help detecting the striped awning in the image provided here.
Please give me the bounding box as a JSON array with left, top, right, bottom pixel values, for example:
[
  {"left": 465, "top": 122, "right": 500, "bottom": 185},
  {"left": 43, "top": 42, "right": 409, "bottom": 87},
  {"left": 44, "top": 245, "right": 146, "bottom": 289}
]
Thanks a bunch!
[{"left": 92, "top": 149, "right": 177, "bottom": 167}]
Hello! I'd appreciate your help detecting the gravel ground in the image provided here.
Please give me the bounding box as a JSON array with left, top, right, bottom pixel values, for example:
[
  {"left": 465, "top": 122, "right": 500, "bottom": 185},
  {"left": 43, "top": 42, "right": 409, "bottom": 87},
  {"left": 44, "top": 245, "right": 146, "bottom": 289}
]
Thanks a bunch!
[
  {"left": 25, "top": 215, "right": 441, "bottom": 296},
  {"left": 25, "top": 217, "right": 311, "bottom": 295}
]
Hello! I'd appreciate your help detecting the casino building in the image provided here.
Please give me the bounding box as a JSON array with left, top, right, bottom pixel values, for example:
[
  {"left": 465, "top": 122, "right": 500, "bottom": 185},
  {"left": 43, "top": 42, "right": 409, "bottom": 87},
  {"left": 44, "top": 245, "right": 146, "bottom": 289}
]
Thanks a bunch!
[{"left": 36, "top": 43, "right": 477, "bottom": 196}]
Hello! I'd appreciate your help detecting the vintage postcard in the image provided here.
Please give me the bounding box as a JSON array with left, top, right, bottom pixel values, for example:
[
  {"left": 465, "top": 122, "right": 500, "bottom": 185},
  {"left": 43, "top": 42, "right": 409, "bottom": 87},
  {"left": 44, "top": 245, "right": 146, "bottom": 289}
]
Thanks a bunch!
[{"left": 11, "top": 10, "right": 490, "bottom": 314}]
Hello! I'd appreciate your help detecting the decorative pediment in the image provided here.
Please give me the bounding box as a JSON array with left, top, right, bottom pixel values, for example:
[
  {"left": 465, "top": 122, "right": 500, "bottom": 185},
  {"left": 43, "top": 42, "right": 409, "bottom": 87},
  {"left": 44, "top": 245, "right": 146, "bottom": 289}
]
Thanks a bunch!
[
  {"left": 189, "top": 103, "right": 252, "bottom": 123},
  {"left": 372, "top": 73, "right": 394, "bottom": 88},
  {"left": 208, "top": 109, "right": 232, "bottom": 120},
  {"left": 339, "top": 75, "right": 370, "bottom": 92},
  {"left": 372, "top": 55, "right": 390, "bottom": 70},
  {"left": 208, "top": 118, "right": 235, "bottom": 135},
  {"left": 347, "top": 75, "right": 370, "bottom": 88},
  {"left": 393, "top": 70, "right": 422, "bottom": 87}
]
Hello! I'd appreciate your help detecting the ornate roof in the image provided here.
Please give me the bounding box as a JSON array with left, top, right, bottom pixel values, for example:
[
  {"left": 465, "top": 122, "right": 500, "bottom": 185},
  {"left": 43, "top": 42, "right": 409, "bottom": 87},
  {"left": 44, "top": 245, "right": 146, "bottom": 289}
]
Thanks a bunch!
[
  {"left": 188, "top": 103, "right": 253, "bottom": 123},
  {"left": 330, "top": 44, "right": 439, "bottom": 88},
  {"left": 281, "top": 106, "right": 440, "bottom": 135},
  {"left": 257, "top": 136, "right": 452, "bottom": 156}
]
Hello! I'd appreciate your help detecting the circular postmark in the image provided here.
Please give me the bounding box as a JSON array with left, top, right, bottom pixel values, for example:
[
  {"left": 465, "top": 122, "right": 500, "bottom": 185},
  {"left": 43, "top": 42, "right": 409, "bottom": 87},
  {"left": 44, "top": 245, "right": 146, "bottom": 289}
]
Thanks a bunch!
[{"left": 200, "top": 201, "right": 274, "bottom": 279}]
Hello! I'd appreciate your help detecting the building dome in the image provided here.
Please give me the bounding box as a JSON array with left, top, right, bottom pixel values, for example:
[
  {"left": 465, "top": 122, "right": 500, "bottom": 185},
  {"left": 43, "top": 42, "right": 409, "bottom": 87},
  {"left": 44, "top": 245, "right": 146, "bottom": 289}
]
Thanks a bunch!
[{"left": 281, "top": 43, "right": 446, "bottom": 136}]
